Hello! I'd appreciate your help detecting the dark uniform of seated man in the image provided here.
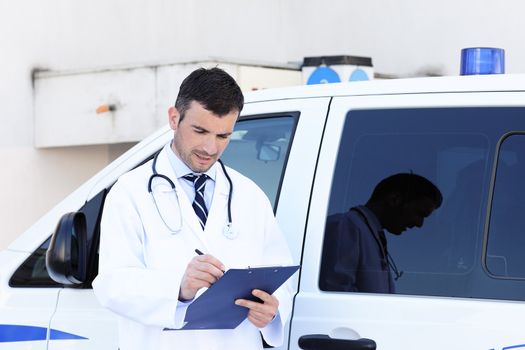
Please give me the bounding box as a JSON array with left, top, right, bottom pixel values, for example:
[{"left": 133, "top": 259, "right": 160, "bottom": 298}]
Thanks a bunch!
[{"left": 320, "top": 173, "right": 442, "bottom": 293}]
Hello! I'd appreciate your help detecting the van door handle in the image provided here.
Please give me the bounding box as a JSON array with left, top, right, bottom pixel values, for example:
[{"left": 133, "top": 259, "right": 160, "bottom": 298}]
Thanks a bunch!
[{"left": 298, "top": 334, "right": 376, "bottom": 350}]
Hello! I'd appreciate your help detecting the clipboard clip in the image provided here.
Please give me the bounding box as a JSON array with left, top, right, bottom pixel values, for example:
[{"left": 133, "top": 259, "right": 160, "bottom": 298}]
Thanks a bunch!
[{"left": 247, "top": 264, "right": 282, "bottom": 271}]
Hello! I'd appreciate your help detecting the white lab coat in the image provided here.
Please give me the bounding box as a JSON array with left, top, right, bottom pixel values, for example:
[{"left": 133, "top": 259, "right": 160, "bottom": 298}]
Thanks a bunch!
[{"left": 92, "top": 147, "right": 295, "bottom": 350}]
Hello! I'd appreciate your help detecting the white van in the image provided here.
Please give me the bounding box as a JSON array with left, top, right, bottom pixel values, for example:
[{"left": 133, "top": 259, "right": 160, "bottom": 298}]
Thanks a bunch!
[{"left": 2, "top": 68, "right": 525, "bottom": 349}]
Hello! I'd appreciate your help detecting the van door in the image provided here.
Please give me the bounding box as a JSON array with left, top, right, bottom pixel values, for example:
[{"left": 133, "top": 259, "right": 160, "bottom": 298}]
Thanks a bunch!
[{"left": 290, "top": 92, "right": 525, "bottom": 350}]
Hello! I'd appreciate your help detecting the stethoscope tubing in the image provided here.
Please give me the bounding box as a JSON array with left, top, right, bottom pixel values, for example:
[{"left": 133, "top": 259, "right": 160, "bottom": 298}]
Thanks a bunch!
[
  {"left": 217, "top": 158, "right": 233, "bottom": 225},
  {"left": 148, "top": 149, "right": 234, "bottom": 231}
]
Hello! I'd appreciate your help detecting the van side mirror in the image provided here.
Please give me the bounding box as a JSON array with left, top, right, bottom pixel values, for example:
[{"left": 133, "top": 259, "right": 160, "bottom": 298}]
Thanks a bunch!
[{"left": 46, "top": 212, "right": 87, "bottom": 285}]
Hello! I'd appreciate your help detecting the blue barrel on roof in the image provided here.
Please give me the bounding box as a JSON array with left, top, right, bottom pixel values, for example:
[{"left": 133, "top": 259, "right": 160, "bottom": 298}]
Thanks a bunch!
[
  {"left": 306, "top": 67, "right": 341, "bottom": 85},
  {"left": 349, "top": 68, "right": 370, "bottom": 81}
]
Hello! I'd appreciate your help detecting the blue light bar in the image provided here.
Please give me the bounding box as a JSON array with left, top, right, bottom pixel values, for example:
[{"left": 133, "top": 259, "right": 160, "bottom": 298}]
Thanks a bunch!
[{"left": 460, "top": 47, "right": 505, "bottom": 75}]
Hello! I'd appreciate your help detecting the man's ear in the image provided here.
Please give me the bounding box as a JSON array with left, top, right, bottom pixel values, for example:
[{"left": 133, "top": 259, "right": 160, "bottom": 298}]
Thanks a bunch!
[{"left": 168, "top": 107, "right": 180, "bottom": 131}]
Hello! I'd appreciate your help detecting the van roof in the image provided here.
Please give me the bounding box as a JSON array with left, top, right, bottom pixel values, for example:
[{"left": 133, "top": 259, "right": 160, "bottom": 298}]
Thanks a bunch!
[{"left": 244, "top": 73, "right": 525, "bottom": 103}]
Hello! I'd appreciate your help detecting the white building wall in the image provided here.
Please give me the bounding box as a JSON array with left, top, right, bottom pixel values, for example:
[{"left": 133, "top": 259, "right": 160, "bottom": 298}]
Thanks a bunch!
[{"left": 1, "top": 0, "right": 524, "bottom": 249}]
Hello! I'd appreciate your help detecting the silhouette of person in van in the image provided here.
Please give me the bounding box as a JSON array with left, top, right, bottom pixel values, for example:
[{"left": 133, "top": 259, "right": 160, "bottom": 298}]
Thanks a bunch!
[{"left": 320, "top": 173, "right": 442, "bottom": 293}]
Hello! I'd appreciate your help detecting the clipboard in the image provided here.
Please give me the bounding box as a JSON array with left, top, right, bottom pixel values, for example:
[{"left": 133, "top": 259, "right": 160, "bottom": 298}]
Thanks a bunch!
[{"left": 179, "top": 265, "right": 299, "bottom": 330}]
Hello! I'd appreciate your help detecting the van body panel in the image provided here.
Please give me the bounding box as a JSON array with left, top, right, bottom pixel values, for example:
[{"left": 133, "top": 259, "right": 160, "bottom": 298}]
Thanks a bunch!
[
  {"left": 0, "top": 251, "right": 57, "bottom": 349},
  {"left": 47, "top": 289, "right": 118, "bottom": 349},
  {"left": 245, "top": 74, "right": 525, "bottom": 103}
]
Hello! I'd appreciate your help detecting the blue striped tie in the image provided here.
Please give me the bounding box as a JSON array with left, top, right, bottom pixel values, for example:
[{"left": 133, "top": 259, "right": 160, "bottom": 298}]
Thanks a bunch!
[{"left": 183, "top": 174, "right": 209, "bottom": 229}]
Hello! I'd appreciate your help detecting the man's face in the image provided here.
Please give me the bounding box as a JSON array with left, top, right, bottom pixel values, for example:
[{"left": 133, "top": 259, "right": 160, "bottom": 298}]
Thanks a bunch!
[
  {"left": 168, "top": 101, "right": 238, "bottom": 173},
  {"left": 383, "top": 196, "right": 437, "bottom": 235}
]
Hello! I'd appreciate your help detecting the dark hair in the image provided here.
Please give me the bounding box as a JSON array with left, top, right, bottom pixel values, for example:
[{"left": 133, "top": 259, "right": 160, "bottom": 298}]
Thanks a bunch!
[
  {"left": 175, "top": 67, "right": 244, "bottom": 122},
  {"left": 369, "top": 173, "right": 443, "bottom": 208}
]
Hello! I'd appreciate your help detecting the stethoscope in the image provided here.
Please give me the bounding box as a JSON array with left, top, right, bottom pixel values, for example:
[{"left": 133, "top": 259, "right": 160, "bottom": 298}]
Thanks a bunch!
[
  {"left": 147, "top": 150, "right": 238, "bottom": 239},
  {"left": 351, "top": 207, "right": 404, "bottom": 280}
]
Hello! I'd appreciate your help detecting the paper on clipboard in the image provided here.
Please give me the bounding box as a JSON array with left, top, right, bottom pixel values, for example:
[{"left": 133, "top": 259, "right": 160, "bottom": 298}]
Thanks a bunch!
[{"left": 178, "top": 265, "right": 299, "bottom": 330}]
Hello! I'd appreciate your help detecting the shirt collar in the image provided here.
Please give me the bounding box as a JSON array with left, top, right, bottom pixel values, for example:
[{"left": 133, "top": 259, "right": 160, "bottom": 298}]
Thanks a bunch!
[
  {"left": 356, "top": 205, "right": 384, "bottom": 232},
  {"left": 164, "top": 142, "right": 217, "bottom": 181}
]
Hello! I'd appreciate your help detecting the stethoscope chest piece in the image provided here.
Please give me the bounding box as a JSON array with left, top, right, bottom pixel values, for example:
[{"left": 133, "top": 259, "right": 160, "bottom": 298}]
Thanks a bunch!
[{"left": 223, "top": 223, "right": 238, "bottom": 240}]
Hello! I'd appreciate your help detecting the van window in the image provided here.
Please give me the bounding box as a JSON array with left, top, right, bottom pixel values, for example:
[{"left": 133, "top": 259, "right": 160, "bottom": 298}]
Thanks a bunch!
[
  {"left": 486, "top": 133, "right": 525, "bottom": 279},
  {"left": 9, "top": 237, "right": 59, "bottom": 287},
  {"left": 221, "top": 114, "right": 298, "bottom": 210},
  {"left": 320, "top": 107, "right": 525, "bottom": 301}
]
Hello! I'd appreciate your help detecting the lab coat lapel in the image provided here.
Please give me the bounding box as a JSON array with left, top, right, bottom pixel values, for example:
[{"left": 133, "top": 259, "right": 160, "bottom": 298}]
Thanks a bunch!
[{"left": 155, "top": 149, "right": 205, "bottom": 237}]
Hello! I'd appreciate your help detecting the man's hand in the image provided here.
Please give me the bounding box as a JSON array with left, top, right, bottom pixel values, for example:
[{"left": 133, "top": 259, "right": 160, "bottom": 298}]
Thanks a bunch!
[
  {"left": 235, "top": 289, "right": 279, "bottom": 328},
  {"left": 179, "top": 254, "right": 224, "bottom": 301}
]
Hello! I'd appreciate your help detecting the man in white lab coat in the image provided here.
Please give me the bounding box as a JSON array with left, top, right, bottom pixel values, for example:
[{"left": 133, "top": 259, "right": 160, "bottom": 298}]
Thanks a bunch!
[{"left": 93, "top": 68, "right": 295, "bottom": 350}]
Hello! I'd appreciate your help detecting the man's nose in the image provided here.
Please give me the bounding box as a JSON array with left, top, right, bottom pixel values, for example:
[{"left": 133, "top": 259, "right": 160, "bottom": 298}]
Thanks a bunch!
[{"left": 202, "top": 136, "right": 218, "bottom": 155}]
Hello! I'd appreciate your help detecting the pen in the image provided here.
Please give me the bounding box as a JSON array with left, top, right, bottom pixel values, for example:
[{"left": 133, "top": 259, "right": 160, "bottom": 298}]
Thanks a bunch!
[
  {"left": 195, "top": 249, "right": 225, "bottom": 273},
  {"left": 195, "top": 248, "right": 204, "bottom": 255}
]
